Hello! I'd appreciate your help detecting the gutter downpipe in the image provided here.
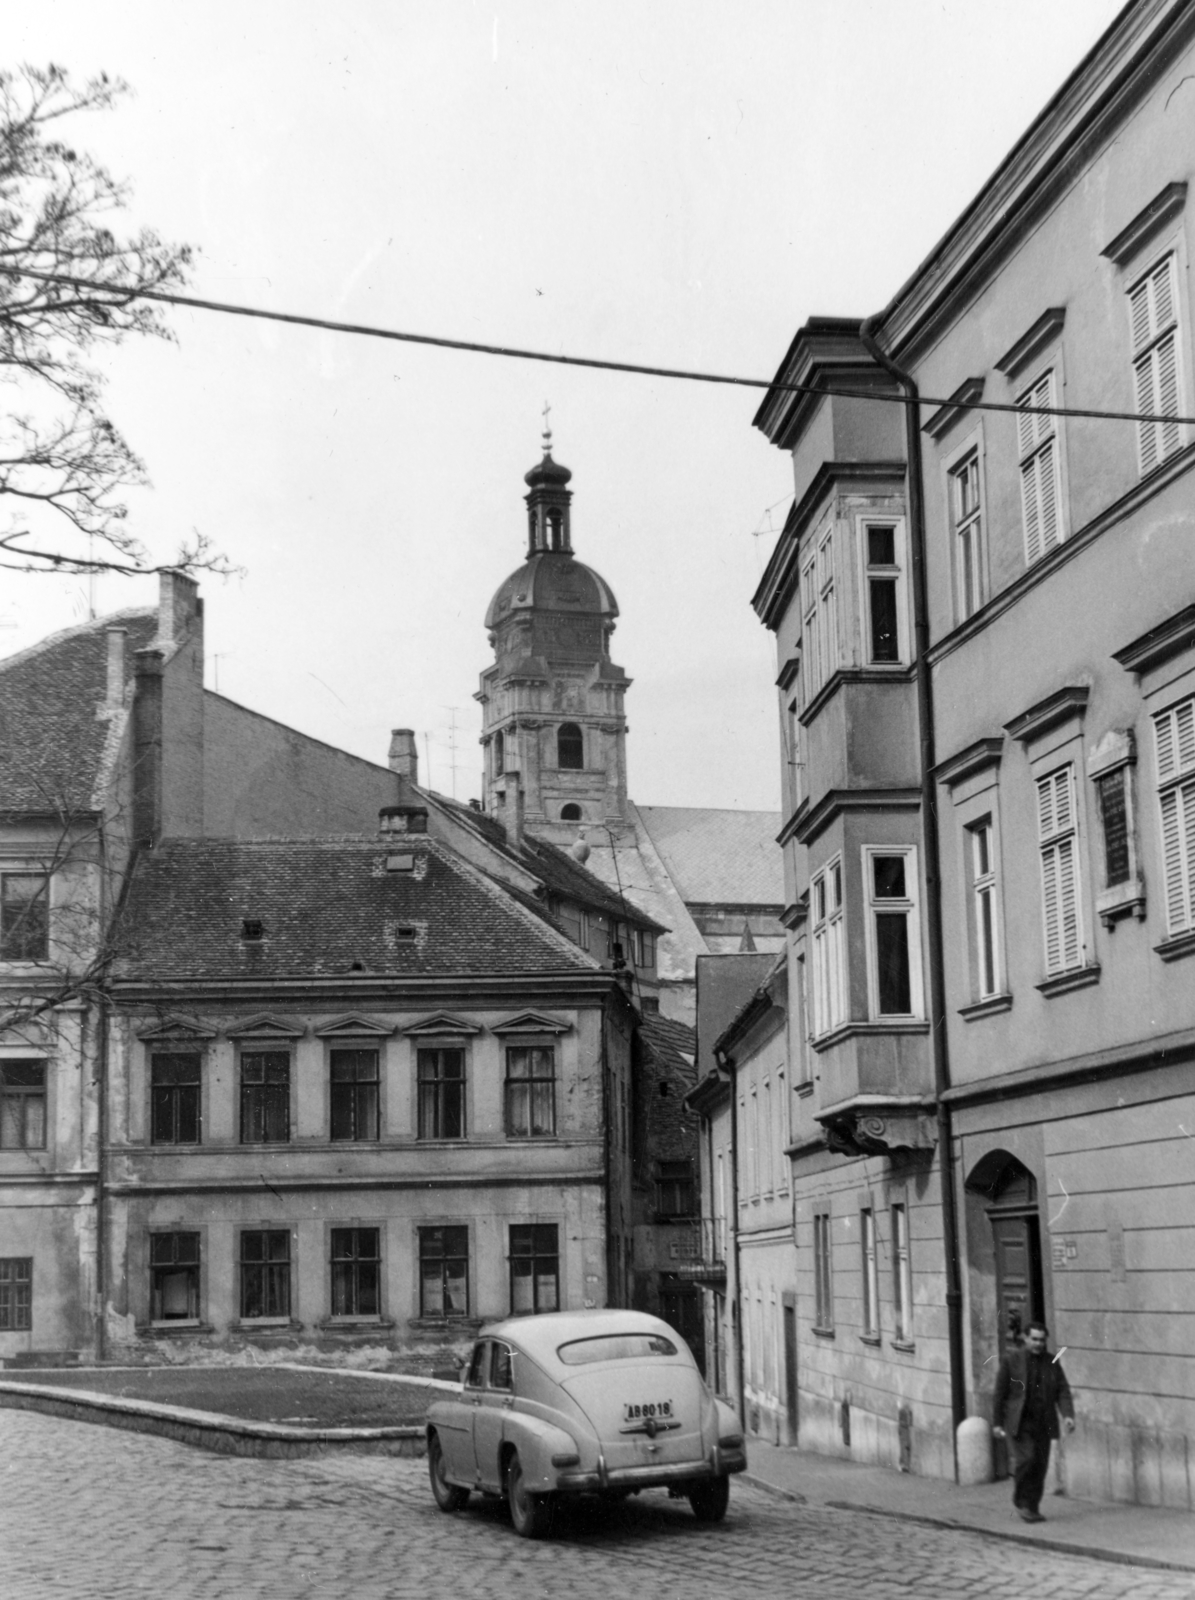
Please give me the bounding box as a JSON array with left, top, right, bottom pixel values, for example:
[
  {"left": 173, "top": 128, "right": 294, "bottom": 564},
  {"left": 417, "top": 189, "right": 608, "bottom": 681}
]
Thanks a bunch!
[
  {"left": 717, "top": 1048, "right": 746, "bottom": 1430},
  {"left": 859, "top": 314, "right": 967, "bottom": 1477},
  {"left": 95, "top": 986, "right": 108, "bottom": 1363}
]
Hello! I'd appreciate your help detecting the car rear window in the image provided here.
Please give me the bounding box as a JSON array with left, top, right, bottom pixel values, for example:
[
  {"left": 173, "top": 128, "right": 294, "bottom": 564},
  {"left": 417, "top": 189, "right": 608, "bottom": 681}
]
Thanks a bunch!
[{"left": 557, "top": 1333, "right": 679, "bottom": 1365}]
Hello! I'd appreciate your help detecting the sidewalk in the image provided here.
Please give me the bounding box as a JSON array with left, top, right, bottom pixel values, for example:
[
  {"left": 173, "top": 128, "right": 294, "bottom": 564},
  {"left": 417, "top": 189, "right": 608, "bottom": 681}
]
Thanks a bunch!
[{"left": 742, "top": 1438, "right": 1195, "bottom": 1574}]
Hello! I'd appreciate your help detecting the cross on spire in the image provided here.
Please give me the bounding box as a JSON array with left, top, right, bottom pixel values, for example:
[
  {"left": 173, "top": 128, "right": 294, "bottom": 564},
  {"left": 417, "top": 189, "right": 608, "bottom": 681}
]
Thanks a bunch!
[{"left": 541, "top": 400, "right": 552, "bottom": 454}]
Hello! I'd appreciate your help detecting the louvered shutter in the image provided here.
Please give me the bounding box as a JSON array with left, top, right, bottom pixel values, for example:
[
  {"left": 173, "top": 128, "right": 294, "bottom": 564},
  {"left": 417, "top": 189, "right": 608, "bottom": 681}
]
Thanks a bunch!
[
  {"left": 1038, "top": 767, "right": 1081, "bottom": 973},
  {"left": 1017, "top": 372, "right": 1061, "bottom": 565},
  {"left": 1154, "top": 698, "right": 1195, "bottom": 934},
  {"left": 1131, "top": 256, "right": 1182, "bottom": 474}
]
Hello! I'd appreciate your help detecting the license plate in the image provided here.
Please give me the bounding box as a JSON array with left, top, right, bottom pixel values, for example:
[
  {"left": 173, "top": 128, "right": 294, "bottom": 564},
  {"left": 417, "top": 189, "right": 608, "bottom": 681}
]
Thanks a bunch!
[{"left": 622, "top": 1399, "right": 674, "bottom": 1423}]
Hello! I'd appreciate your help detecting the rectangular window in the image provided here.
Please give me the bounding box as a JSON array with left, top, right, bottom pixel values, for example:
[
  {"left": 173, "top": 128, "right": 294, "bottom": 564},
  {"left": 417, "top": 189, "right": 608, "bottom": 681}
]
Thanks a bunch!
[
  {"left": 861, "top": 1208, "right": 879, "bottom": 1337},
  {"left": 633, "top": 928, "right": 656, "bottom": 969},
  {"left": 1130, "top": 254, "right": 1182, "bottom": 475},
  {"left": 509, "top": 1223, "right": 559, "bottom": 1314},
  {"left": 1037, "top": 766, "right": 1083, "bottom": 973},
  {"left": 0, "top": 873, "right": 49, "bottom": 961},
  {"left": 1154, "top": 696, "right": 1195, "bottom": 936},
  {"left": 419, "top": 1225, "right": 469, "bottom": 1318},
  {"left": 150, "top": 1232, "right": 200, "bottom": 1322},
  {"left": 968, "top": 820, "right": 1000, "bottom": 1000},
  {"left": 417, "top": 1048, "right": 465, "bottom": 1139},
  {"left": 330, "top": 1048, "right": 379, "bottom": 1141},
  {"left": 330, "top": 1226, "right": 380, "bottom": 1317},
  {"left": 0, "top": 1258, "right": 32, "bottom": 1331},
  {"left": 504, "top": 1046, "right": 556, "bottom": 1138},
  {"left": 1017, "top": 370, "right": 1062, "bottom": 566},
  {"left": 240, "top": 1051, "right": 290, "bottom": 1144},
  {"left": 786, "top": 694, "right": 804, "bottom": 811},
  {"left": 810, "top": 858, "right": 846, "bottom": 1036},
  {"left": 0, "top": 1062, "right": 46, "bottom": 1149},
  {"left": 655, "top": 1160, "right": 696, "bottom": 1218},
  {"left": 240, "top": 1229, "right": 291, "bottom": 1320},
  {"left": 863, "top": 523, "right": 902, "bottom": 664},
  {"left": 866, "top": 850, "right": 921, "bottom": 1017},
  {"left": 813, "top": 1212, "right": 833, "bottom": 1330},
  {"left": 801, "top": 526, "right": 838, "bottom": 702},
  {"left": 950, "top": 450, "right": 985, "bottom": 619},
  {"left": 151, "top": 1054, "right": 201, "bottom": 1145},
  {"left": 892, "top": 1203, "right": 913, "bottom": 1343}
]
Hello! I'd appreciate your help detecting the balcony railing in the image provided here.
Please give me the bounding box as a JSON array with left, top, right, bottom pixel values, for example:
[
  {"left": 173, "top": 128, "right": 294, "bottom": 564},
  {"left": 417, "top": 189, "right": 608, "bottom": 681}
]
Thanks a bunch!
[{"left": 662, "top": 1217, "right": 726, "bottom": 1285}]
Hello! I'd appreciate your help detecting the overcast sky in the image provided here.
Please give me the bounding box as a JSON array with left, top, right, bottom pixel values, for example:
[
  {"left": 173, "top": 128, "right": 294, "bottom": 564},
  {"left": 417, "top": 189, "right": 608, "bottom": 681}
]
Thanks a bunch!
[{"left": 4, "top": 0, "right": 1123, "bottom": 811}]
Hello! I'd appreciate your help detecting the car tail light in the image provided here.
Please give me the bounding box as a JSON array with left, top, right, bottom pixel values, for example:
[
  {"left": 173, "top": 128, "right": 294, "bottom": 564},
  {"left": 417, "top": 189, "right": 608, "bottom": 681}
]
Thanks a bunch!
[{"left": 551, "top": 1452, "right": 581, "bottom": 1467}]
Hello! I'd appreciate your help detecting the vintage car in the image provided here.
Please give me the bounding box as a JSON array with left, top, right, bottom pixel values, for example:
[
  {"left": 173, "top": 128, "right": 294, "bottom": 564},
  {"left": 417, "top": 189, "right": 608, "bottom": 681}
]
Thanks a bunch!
[{"left": 425, "top": 1308, "right": 746, "bottom": 1538}]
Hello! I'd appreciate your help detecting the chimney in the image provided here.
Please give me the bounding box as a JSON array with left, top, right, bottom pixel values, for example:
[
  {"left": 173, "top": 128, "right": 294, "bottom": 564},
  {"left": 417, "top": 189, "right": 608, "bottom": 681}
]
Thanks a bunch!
[
  {"left": 158, "top": 569, "right": 201, "bottom": 648},
  {"left": 503, "top": 773, "right": 525, "bottom": 851},
  {"left": 132, "top": 647, "right": 164, "bottom": 846},
  {"left": 104, "top": 627, "right": 127, "bottom": 712},
  {"left": 389, "top": 728, "right": 419, "bottom": 784}
]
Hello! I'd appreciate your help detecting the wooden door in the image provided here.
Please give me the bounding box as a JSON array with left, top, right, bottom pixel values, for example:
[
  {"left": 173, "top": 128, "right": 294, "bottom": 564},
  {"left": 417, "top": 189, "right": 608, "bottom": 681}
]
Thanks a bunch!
[
  {"left": 783, "top": 1299, "right": 798, "bottom": 1442},
  {"left": 990, "top": 1211, "right": 1043, "bottom": 1354}
]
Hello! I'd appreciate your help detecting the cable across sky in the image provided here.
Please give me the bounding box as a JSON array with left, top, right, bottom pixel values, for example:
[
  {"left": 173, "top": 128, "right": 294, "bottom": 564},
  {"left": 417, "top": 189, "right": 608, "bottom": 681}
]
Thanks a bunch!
[{"left": 4, "top": 264, "right": 1194, "bottom": 431}]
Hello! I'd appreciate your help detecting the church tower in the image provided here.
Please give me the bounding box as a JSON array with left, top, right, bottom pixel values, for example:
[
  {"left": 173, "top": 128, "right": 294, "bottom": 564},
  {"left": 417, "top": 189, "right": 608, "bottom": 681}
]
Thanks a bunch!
[{"left": 478, "top": 424, "right": 630, "bottom": 843}]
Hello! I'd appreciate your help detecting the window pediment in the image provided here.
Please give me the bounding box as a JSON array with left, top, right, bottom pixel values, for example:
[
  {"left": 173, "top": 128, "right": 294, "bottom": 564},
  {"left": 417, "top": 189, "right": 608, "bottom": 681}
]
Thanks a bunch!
[
  {"left": 403, "top": 1012, "right": 482, "bottom": 1037},
  {"left": 224, "top": 1013, "right": 306, "bottom": 1040},
  {"left": 491, "top": 1010, "right": 572, "bottom": 1035},
  {"left": 135, "top": 1015, "right": 218, "bottom": 1042},
  {"left": 313, "top": 1014, "right": 396, "bottom": 1038}
]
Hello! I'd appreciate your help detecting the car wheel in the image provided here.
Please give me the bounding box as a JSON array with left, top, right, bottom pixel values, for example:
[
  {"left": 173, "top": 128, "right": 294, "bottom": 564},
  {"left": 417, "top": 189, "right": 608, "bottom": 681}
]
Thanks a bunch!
[
  {"left": 428, "top": 1432, "right": 470, "bottom": 1512},
  {"left": 688, "top": 1475, "right": 731, "bottom": 1523},
  {"left": 506, "top": 1452, "right": 551, "bottom": 1539}
]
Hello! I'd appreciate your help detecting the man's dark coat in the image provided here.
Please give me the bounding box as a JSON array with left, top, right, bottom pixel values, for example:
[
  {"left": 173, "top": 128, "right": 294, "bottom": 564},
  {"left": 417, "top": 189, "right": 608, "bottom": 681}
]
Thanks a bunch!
[{"left": 993, "top": 1345, "right": 1075, "bottom": 1438}]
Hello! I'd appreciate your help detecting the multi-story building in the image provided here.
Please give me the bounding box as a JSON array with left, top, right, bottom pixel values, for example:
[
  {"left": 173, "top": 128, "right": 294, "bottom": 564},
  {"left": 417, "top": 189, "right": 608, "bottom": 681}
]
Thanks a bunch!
[{"left": 747, "top": 0, "right": 1195, "bottom": 1507}]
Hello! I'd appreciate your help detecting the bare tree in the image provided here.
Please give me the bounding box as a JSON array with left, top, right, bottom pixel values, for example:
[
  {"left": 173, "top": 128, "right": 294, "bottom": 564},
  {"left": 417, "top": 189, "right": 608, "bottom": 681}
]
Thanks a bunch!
[{"left": 0, "top": 65, "right": 229, "bottom": 578}]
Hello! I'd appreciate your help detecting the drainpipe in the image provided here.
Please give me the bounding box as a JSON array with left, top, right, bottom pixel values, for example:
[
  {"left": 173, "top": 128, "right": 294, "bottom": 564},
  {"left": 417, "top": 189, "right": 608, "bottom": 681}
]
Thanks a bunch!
[
  {"left": 859, "top": 314, "right": 967, "bottom": 1474},
  {"left": 94, "top": 989, "right": 108, "bottom": 1364},
  {"left": 718, "top": 1048, "right": 746, "bottom": 1429}
]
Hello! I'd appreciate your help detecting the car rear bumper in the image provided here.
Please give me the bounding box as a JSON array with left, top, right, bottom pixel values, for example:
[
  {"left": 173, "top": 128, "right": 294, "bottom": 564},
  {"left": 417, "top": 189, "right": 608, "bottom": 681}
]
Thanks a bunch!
[{"left": 555, "top": 1445, "right": 747, "bottom": 1494}]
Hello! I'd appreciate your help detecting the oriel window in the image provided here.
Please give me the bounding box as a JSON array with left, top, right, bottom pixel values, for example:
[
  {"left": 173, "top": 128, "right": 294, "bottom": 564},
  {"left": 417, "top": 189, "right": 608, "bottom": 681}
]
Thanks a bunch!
[{"left": 863, "top": 524, "right": 902, "bottom": 663}]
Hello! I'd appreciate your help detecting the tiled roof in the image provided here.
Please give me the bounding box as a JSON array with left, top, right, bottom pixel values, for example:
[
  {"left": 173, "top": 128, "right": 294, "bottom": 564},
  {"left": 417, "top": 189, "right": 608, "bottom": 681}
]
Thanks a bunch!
[
  {"left": 0, "top": 608, "right": 157, "bottom": 814},
  {"left": 637, "top": 1013, "right": 697, "bottom": 1077},
  {"left": 113, "top": 836, "right": 601, "bottom": 981},
  {"left": 636, "top": 806, "right": 784, "bottom": 906}
]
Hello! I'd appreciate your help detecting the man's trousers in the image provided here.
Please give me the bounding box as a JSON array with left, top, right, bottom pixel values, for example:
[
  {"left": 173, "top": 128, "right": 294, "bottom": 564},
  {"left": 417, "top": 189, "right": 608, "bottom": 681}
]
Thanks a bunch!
[{"left": 1008, "top": 1426, "right": 1053, "bottom": 1512}]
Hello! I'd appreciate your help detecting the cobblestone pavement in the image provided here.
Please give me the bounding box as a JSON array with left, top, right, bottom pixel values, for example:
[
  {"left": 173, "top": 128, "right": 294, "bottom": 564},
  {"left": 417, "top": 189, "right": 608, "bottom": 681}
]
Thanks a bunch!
[{"left": 2, "top": 1411, "right": 1193, "bottom": 1600}]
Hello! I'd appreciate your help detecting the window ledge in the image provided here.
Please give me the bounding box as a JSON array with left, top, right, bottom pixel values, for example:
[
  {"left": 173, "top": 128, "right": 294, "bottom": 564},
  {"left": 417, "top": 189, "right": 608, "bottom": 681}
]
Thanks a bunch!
[
  {"left": 1096, "top": 881, "right": 1146, "bottom": 929},
  {"left": 891, "top": 1339, "right": 916, "bottom": 1353},
  {"left": 142, "top": 1321, "right": 214, "bottom": 1337},
  {"left": 859, "top": 1333, "right": 882, "bottom": 1347},
  {"left": 408, "top": 1317, "right": 483, "bottom": 1332},
  {"left": 1155, "top": 929, "right": 1195, "bottom": 963},
  {"left": 811, "top": 1019, "right": 930, "bottom": 1053},
  {"left": 811, "top": 1326, "right": 835, "bottom": 1339},
  {"left": 1036, "top": 964, "right": 1101, "bottom": 998},
  {"left": 314, "top": 1316, "right": 396, "bottom": 1332},
  {"left": 229, "top": 1318, "right": 303, "bottom": 1333},
  {"left": 796, "top": 1081, "right": 815, "bottom": 1098},
  {"left": 958, "top": 992, "right": 1013, "bottom": 1022}
]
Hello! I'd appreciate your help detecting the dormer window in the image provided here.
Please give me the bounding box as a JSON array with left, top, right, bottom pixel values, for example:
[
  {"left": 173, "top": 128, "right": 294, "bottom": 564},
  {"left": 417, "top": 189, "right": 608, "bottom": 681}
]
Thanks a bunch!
[
  {"left": 240, "top": 918, "right": 264, "bottom": 942},
  {"left": 558, "top": 723, "right": 583, "bottom": 770}
]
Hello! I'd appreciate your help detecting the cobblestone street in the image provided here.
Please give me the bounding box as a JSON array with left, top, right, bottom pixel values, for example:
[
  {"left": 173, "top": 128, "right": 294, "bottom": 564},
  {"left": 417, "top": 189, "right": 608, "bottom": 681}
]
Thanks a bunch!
[{"left": 2, "top": 1412, "right": 1192, "bottom": 1600}]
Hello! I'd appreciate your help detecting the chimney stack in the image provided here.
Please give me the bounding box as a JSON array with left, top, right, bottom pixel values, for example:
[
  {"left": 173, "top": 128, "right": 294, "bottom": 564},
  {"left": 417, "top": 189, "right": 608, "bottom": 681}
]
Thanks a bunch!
[
  {"left": 389, "top": 729, "right": 419, "bottom": 784},
  {"left": 104, "top": 627, "right": 127, "bottom": 712},
  {"left": 158, "top": 569, "right": 201, "bottom": 647}
]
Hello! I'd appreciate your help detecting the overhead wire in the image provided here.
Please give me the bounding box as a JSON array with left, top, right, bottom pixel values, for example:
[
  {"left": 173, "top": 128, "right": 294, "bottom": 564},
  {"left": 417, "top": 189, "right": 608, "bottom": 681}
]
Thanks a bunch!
[{"left": 3, "top": 264, "right": 1195, "bottom": 431}]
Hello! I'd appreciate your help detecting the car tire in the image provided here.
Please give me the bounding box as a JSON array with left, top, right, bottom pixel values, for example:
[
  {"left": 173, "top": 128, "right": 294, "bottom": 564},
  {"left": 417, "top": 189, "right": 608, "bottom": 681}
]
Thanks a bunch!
[
  {"left": 428, "top": 1432, "right": 470, "bottom": 1513},
  {"left": 688, "top": 1475, "right": 731, "bottom": 1523},
  {"left": 506, "top": 1452, "right": 551, "bottom": 1539}
]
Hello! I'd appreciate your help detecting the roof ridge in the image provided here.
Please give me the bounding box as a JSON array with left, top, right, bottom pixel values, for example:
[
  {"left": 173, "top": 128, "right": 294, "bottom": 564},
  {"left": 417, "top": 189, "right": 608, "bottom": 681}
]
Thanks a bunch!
[{"left": 0, "top": 607, "right": 155, "bottom": 677}]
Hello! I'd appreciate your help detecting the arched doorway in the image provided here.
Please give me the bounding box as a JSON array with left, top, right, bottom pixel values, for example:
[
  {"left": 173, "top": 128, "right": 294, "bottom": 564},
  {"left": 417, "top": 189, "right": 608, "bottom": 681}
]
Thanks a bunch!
[{"left": 965, "top": 1151, "right": 1045, "bottom": 1355}]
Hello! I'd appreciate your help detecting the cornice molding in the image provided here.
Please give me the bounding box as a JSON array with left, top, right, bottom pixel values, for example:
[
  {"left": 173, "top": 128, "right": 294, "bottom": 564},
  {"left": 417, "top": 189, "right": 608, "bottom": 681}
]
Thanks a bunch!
[
  {"left": 994, "top": 307, "right": 1067, "bottom": 379},
  {"left": 1112, "top": 602, "right": 1195, "bottom": 675},
  {"left": 934, "top": 736, "right": 1004, "bottom": 790},
  {"left": 1004, "top": 685, "right": 1089, "bottom": 743},
  {"left": 923, "top": 377, "right": 985, "bottom": 439},
  {"left": 941, "top": 1022, "right": 1195, "bottom": 1107},
  {"left": 795, "top": 788, "right": 921, "bottom": 847},
  {"left": 1101, "top": 180, "right": 1187, "bottom": 266}
]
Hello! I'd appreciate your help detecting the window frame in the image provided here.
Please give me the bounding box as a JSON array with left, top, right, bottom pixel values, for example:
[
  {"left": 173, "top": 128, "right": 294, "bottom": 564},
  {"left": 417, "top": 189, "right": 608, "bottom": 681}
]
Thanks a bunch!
[
  {"left": 150, "top": 1051, "right": 202, "bottom": 1146},
  {"left": 810, "top": 856, "right": 846, "bottom": 1037},
  {"left": 149, "top": 1230, "right": 202, "bottom": 1325},
  {"left": 654, "top": 1159, "right": 696, "bottom": 1219},
  {"left": 329, "top": 1225, "right": 381, "bottom": 1319},
  {"left": 557, "top": 722, "right": 584, "bottom": 770},
  {"left": 0, "top": 1060, "right": 47, "bottom": 1150},
  {"left": 800, "top": 521, "right": 838, "bottom": 703},
  {"left": 328, "top": 1045, "right": 380, "bottom": 1143},
  {"left": 418, "top": 1224, "right": 470, "bottom": 1320},
  {"left": 504, "top": 1042, "right": 557, "bottom": 1139},
  {"left": 1128, "top": 250, "right": 1185, "bottom": 477},
  {"left": 1036, "top": 763, "right": 1085, "bottom": 975},
  {"left": 1016, "top": 366, "right": 1065, "bottom": 567},
  {"left": 945, "top": 434, "right": 987, "bottom": 621},
  {"left": 1153, "top": 695, "right": 1195, "bottom": 938},
  {"left": 813, "top": 1211, "right": 834, "bottom": 1332},
  {"left": 892, "top": 1202, "right": 913, "bottom": 1345},
  {"left": 860, "top": 1207, "right": 880, "bottom": 1340},
  {"left": 239, "top": 1228, "right": 292, "bottom": 1322},
  {"left": 0, "top": 1257, "right": 32, "bottom": 1331},
  {"left": 862, "top": 846, "right": 924, "bottom": 1020},
  {"left": 239, "top": 1048, "right": 291, "bottom": 1145},
  {"left": 0, "top": 871, "right": 49, "bottom": 962},
  {"left": 417, "top": 1044, "right": 468, "bottom": 1140},
  {"left": 857, "top": 517, "right": 908, "bottom": 666},
  {"left": 967, "top": 818, "right": 1002, "bottom": 1002},
  {"left": 509, "top": 1222, "right": 560, "bottom": 1315}
]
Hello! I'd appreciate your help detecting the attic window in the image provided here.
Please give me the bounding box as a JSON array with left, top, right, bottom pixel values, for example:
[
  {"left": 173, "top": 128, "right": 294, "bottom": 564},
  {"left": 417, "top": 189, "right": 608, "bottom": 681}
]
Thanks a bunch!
[
  {"left": 386, "top": 854, "right": 415, "bottom": 873},
  {"left": 240, "top": 919, "right": 264, "bottom": 942},
  {"left": 395, "top": 925, "right": 418, "bottom": 941}
]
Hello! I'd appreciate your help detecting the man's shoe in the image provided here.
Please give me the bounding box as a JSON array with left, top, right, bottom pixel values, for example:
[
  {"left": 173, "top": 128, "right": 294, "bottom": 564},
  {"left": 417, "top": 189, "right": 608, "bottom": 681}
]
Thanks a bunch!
[{"left": 1026, "top": 1511, "right": 1046, "bottom": 1523}]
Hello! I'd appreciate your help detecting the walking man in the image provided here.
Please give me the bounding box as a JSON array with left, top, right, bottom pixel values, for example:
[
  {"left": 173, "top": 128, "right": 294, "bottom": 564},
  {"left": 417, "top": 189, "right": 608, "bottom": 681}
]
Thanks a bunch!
[{"left": 992, "top": 1319, "right": 1075, "bottom": 1521}]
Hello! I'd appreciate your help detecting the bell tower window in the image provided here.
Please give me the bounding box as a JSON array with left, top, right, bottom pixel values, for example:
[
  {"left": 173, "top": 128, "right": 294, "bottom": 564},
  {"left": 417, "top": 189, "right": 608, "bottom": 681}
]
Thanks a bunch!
[
  {"left": 547, "top": 509, "right": 563, "bottom": 550},
  {"left": 558, "top": 723, "right": 584, "bottom": 770},
  {"left": 494, "top": 730, "right": 505, "bottom": 777},
  {"left": 561, "top": 803, "right": 582, "bottom": 822}
]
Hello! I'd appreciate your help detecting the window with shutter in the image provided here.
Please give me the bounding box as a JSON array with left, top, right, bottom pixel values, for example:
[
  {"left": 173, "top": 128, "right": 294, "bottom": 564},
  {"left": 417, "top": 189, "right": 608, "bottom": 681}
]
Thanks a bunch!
[
  {"left": 1130, "top": 255, "right": 1183, "bottom": 476},
  {"left": 1153, "top": 696, "right": 1195, "bottom": 937},
  {"left": 811, "top": 858, "right": 846, "bottom": 1036},
  {"left": 1016, "top": 370, "right": 1062, "bottom": 566},
  {"left": 1037, "top": 765, "right": 1083, "bottom": 973}
]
